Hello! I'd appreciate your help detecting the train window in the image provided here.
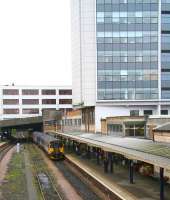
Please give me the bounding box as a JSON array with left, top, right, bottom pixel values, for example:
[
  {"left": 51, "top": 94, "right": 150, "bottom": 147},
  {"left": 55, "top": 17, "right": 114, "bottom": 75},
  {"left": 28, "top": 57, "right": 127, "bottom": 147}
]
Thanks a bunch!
[
  {"left": 50, "top": 141, "right": 58, "bottom": 148},
  {"left": 58, "top": 141, "right": 63, "bottom": 148},
  {"left": 50, "top": 141, "right": 63, "bottom": 148}
]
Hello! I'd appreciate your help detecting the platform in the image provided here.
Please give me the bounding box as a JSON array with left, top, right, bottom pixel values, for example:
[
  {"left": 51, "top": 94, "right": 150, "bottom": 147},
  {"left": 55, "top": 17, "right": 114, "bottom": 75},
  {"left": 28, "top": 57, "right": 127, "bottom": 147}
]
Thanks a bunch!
[{"left": 65, "top": 153, "right": 170, "bottom": 200}]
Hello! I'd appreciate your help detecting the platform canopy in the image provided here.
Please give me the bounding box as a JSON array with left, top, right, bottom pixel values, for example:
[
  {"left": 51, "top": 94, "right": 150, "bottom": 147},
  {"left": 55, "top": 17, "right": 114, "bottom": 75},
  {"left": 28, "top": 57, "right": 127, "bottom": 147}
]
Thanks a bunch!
[{"left": 57, "top": 131, "right": 170, "bottom": 170}]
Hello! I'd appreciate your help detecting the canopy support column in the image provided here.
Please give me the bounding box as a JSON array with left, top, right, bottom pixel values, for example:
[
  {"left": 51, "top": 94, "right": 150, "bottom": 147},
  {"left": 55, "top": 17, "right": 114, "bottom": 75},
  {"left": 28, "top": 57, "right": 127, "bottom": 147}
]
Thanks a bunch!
[
  {"left": 87, "top": 146, "right": 91, "bottom": 159},
  {"left": 160, "top": 167, "right": 164, "bottom": 200},
  {"left": 129, "top": 160, "right": 134, "bottom": 184},
  {"left": 109, "top": 152, "right": 113, "bottom": 173},
  {"left": 104, "top": 152, "right": 109, "bottom": 173},
  {"left": 96, "top": 148, "right": 100, "bottom": 165}
]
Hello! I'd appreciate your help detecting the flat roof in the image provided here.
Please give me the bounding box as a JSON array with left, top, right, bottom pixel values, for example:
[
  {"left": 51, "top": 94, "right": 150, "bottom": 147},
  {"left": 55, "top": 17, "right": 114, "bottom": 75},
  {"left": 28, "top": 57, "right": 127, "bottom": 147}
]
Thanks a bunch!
[
  {"left": 57, "top": 131, "right": 170, "bottom": 170},
  {"left": 0, "top": 85, "right": 72, "bottom": 88}
]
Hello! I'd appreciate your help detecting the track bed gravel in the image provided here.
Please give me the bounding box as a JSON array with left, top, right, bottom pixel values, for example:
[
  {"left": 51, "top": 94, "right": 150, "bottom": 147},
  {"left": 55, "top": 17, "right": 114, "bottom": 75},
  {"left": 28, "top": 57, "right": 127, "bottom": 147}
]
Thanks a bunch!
[{"left": 55, "top": 161, "right": 101, "bottom": 200}]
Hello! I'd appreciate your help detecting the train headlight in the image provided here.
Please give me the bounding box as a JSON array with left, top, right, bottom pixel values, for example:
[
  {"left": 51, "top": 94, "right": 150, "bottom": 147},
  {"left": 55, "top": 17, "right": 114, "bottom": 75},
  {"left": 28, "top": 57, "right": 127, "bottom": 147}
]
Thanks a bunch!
[{"left": 49, "top": 148, "right": 54, "bottom": 153}]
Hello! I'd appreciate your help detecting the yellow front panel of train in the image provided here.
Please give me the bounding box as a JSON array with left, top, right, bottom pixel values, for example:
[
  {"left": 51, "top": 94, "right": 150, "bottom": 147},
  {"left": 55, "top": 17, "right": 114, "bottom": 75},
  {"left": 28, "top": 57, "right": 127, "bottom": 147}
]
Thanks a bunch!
[
  {"left": 48, "top": 147, "right": 55, "bottom": 154},
  {"left": 59, "top": 146, "right": 64, "bottom": 153}
]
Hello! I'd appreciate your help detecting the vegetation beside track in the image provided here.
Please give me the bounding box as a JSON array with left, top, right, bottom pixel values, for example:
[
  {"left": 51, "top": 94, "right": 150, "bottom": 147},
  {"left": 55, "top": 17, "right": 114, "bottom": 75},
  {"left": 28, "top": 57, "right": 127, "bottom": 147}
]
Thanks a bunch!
[
  {"left": 27, "top": 144, "right": 65, "bottom": 200},
  {"left": 1, "top": 151, "right": 28, "bottom": 200}
]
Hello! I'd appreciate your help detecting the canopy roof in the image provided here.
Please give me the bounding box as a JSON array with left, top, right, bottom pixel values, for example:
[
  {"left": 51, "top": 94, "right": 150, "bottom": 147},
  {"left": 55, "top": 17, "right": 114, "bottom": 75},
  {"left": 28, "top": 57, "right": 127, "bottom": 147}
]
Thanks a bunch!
[
  {"left": 57, "top": 131, "right": 170, "bottom": 169},
  {"left": 154, "top": 122, "right": 170, "bottom": 132}
]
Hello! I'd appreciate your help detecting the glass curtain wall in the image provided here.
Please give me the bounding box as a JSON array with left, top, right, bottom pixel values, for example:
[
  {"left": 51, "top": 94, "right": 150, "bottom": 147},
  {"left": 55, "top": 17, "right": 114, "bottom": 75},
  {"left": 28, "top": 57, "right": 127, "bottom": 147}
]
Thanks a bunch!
[
  {"left": 96, "top": 0, "right": 159, "bottom": 100},
  {"left": 161, "top": 0, "right": 170, "bottom": 99}
]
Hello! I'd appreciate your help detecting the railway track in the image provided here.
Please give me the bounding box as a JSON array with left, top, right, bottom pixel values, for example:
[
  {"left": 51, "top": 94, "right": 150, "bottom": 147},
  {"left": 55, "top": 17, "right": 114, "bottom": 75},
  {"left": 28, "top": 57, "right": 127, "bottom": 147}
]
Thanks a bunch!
[
  {"left": 0, "top": 143, "right": 14, "bottom": 162},
  {"left": 28, "top": 145, "right": 64, "bottom": 200},
  {"left": 62, "top": 156, "right": 122, "bottom": 200},
  {"left": 54, "top": 159, "right": 102, "bottom": 200}
]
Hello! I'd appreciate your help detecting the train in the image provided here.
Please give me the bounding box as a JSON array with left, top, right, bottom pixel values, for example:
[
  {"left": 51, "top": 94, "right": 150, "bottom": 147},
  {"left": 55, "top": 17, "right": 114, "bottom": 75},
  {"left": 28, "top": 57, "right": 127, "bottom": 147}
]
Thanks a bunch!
[{"left": 32, "top": 132, "right": 64, "bottom": 160}]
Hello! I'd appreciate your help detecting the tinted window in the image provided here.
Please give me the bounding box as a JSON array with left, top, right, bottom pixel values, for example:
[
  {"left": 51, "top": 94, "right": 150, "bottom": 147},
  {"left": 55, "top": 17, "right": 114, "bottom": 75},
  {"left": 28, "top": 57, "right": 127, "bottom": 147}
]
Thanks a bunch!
[
  {"left": 161, "top": 110, "right": 168, "bottom": 115},
  {"left": 3, "top": 89, "right": 19, "bottom": 95},
  {"left": 130, "top": 110, "right": 139, "bottom": 116},
  {"left": 22, "top": 89, "right": 39, "bottom": 95},
  {"left": 3, "top": 99, "right": 19, "bottom": 105},
  {"left": 59, "top": 90, "right": 72, "bottom": 95},
  {"left": 144, "top": 110, "right": 153, "bottom": 115},
  {"left": 59, "top": 99, "right": 72, "bottom": 104},
  {"left": 3, "top": 109, "right": 19, "bottom": 114},
  {"left": 22, "top": 109, "right": 39, "bottom": 114},
  {"left": 42, "top": 90, "right": 56, "bottom": 95},
  {"left": 22, "top": 99, "right": 39, "bottom": 105},
  {"left": 42, "top": 99, "right": 56, "bottom": 104}
]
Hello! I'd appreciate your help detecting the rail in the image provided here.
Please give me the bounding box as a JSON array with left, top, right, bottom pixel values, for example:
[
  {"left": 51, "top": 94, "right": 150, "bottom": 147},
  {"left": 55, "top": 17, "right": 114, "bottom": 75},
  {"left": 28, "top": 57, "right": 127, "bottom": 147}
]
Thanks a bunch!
[
  {"left": 28, "top": 145, "right": 63, "bottom": 200},
  {"left": 0, "top": 143, "right": 14, "bottom": 162}
]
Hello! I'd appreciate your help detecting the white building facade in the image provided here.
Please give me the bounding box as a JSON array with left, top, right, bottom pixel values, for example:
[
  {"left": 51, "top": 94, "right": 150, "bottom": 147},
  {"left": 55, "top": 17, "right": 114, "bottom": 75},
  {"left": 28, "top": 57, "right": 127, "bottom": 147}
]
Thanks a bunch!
[
  {"left": 0, "top": 85, "right": 72, "bottom": 120},
  {"left": 71, "top": 0, "right": 170, "bottom": 132}
]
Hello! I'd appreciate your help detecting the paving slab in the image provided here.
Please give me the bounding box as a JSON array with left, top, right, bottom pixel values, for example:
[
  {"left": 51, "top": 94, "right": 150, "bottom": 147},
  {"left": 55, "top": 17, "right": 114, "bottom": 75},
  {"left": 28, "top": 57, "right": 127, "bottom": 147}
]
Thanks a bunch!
[{"left": 66, "top": 153, "right": 170, "bottom": 200}]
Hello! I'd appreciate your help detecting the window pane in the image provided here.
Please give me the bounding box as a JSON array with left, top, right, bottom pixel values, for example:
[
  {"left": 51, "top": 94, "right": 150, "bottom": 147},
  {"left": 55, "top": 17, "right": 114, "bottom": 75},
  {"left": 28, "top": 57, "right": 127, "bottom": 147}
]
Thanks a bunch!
[
  {"left": 42, "top": 90, "right": 56, "bottom": 95},
  {"left": 42, "top": 99, "right": 56, "bottom": 104},
  {"left": 144, "top": 110, "right": 153, "bottom": 115},
  {"left": 161, "top": 110, "right": 168, "bottom": 115},
  {"left": 22, "top": 99, "right": 39, "bottom": 105},
  {"left": 22, "top": 109, "right": 39, "bottom": 114},
  {"left": 3, "top": 89, "right": 19, "bottom": 95},
  {"left": 59, "top": 90, "right": 72, "bottom": 95},
  {"left": 3, "top": 109, "right": 19, "bottom": 114},
  {"left": 22, "top": 89, "right": 39, "bottom": 95},
  {"left": 59, "top": 99, "right": 72, "bottom": 104},
  {"left": 3, "top": 99, "right": 19, "bottom": 105},
  {"left": 130, "top": 110, "right": 139, "bottom": 116}
]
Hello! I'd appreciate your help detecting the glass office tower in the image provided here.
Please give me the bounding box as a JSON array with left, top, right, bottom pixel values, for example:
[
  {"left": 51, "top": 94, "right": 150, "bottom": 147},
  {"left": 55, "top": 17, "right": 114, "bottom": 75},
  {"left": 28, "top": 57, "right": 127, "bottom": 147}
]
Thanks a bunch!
[{"left": 71, "top": 0, "right": 170, "bottom": 132}]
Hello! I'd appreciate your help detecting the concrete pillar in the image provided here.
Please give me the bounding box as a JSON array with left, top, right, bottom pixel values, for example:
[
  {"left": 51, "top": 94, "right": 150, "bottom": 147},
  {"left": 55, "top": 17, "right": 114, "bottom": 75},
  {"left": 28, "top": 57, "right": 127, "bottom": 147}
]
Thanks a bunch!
[
  {"left": 129, "top": 160, "right": 134, "bottom": 184},
  {"left": 157, "top": 104, "right": 161, "bottom": 115},
  {"left": 160, "top": 167, "right": 164, "bottom": 200}
]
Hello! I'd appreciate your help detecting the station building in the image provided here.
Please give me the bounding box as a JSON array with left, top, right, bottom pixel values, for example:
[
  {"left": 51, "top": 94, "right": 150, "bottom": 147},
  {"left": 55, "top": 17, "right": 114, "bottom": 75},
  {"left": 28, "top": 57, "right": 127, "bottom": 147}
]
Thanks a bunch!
[
  {"left": 71, "top": 0, "right": 170, "bottom": 133},
  {"left": 0, "top": 85, "right": 72, "bottom": 120},
  {"left": 60, "top": 108, "right": 170, "bottom": 141},
  {"left": 100, "top": 115, "right": 170, "bottom": 138}
]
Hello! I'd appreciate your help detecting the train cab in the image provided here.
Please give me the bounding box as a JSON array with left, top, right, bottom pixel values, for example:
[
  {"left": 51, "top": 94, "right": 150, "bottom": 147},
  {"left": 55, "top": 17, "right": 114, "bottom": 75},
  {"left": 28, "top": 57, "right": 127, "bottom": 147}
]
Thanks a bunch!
[
  {"left": 48, "top": 140, "right": 64, "bottom": 160},
  {"left": 33, "top": 132, "right": 64, "bottom": 160}
]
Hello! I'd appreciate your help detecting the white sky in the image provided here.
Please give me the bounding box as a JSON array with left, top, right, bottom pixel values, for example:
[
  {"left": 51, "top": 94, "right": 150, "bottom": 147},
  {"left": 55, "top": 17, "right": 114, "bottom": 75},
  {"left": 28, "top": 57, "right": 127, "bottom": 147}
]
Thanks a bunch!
[{"left": 0, "top": 0, "right": 72, "bottom": 86}]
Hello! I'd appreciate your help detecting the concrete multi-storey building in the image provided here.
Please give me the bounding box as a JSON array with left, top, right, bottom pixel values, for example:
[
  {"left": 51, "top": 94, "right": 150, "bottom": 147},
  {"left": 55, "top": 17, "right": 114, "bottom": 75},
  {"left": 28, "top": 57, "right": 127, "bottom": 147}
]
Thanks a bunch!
[
  {"left": 0, "top": 85, "right": 72, "bottom": 120},
  {"left": 71, "top": 0, "right": 170, "bottom": 132}
]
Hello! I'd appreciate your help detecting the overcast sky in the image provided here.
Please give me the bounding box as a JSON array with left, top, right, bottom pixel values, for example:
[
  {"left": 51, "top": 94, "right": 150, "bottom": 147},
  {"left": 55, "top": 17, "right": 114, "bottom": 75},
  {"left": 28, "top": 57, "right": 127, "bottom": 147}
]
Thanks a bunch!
[{"left": 0, "top": 0, "right": 72, "bottom": 86}]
